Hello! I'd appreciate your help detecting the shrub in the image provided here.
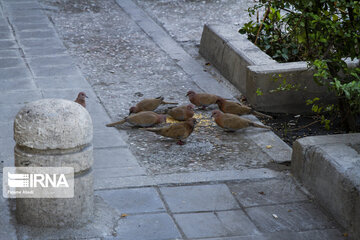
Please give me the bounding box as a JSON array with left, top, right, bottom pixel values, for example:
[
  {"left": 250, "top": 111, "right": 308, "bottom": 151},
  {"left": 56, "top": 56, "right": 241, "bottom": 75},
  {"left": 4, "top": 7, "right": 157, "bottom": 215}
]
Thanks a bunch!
[{"left": 240, "top": 0, "right": 360, "bottom": 130}]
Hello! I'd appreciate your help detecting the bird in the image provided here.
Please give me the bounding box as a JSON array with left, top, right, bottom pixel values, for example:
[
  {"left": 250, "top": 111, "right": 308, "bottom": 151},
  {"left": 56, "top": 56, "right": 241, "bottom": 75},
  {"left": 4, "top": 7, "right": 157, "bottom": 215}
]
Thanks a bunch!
[
  {"left": 216, "top": 98, "right": 272, "bottom": 119},
  {"left": 186, "top": 90, "right": 220, "bottom": 109},
  {"left": 143, "top": 118, "right": 197, "bottom": 145},
  {"left": 211, "top": 110, "right": 271, "bottom": 132},
  {"left": 167, "top": 104, "right": 195, "bottom": 121},
  {"left": 75, "top": 92, "right": 88, "bottom": 108},
  {"left": 129, "top": 96, "right": 177, "bottom": 115},
  {"left": 106, "top": 111, "right": 166, "bottom": 127}
]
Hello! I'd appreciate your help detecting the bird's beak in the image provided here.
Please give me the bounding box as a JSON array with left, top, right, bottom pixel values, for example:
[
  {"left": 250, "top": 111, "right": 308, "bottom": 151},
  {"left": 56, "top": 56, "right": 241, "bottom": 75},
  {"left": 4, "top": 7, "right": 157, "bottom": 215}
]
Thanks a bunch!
[{"left": 85, "top": 95, "right": 89, "bottom": 98}]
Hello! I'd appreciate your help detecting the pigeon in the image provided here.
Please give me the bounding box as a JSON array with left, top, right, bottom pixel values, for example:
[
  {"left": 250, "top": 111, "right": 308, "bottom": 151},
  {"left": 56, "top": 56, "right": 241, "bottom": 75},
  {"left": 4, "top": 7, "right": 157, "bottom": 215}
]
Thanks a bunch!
[
  {"left": 211, "top": 110, "right": 271, "bottom": 132},
  {"left": 106, "top": 111, "right": 166, "bottom": 127},
  {"left": 75, "top": 92, "right": 88, "bottom": 108},
  {"left": 216, "top": 98, "right": 272, "bottom": 119},
  {"left": 143, "top": 118, "right": 196, "bottom": 145},
  {"left": 129, "top": 96, "right": 177, "bottom": 115},
  {"left": 186, "top": 90, "right": 220, "bottom": 109},
  {"left": 167, "top": 104, "right": 195, "bottom": 121}
]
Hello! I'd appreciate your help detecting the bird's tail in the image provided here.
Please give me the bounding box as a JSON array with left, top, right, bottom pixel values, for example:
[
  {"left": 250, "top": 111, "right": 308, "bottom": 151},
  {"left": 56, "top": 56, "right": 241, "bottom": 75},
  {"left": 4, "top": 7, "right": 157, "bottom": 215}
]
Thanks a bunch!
[
  {"left": 252, "top": 110, "right": 273, "bottom": 119},
  {"left": 156, "top": 96, "right": 164, "bottom": 101},
  {"left": 106, "top": 119, "right": 126, "bottom": 127},
  {"left": 250, "top": 122, "right": 272, "bottom": 129}
]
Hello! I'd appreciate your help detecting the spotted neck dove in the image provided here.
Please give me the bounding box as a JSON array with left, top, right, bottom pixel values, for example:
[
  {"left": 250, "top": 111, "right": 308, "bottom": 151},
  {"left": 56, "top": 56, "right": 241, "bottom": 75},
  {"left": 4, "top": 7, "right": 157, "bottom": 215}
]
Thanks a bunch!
[
  {"left": 75, "top": 92, "right": 88, "bottom": 108},
  {"left": 167, "top": 104, "right": 194, "bottom": 121},
  {"left": 186, "top": 90, "right": 220, "bottom": 109},
  {"left": 143, "top": 118, "right": 196, "bottom": 145},
  {"left": 106, "top": 111, "right": 166, "bottom": 127},
  {"left": 129, "top": 96, "right": 177, "bottom": 114},
  {"left": 216, "top": 98, "right": 272, "bottom": 119},
  {"left": 211, "top": 110, "right": 271, "bottom": 132}
]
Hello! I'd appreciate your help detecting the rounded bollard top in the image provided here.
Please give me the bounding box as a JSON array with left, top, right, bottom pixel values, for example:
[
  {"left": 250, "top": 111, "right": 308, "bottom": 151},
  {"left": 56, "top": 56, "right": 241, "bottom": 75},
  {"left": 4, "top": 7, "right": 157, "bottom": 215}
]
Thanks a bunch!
[{"left": 14, "top": 99, "right": 93, "bottom": 150}]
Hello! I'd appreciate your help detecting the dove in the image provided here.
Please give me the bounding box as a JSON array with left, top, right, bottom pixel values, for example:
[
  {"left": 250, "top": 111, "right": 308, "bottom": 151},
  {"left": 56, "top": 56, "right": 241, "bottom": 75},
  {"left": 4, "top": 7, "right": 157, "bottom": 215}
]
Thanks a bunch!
[
  {"left": 143, "top": 118, "right": 196, "bottom": 145},
  {"left": 75, "top": 92, "right": 88, "bottom": 108},
  {"left": 186, "top": 90, "right": 220, "bottom": 109},
  {"left": 216, "top": 98, "right": 272, "bottom": 119},
  {"left": 167, "top": 104, "right": 195, "bottom": 121},
  {"left": 129, "top": 96, "right": 177, "bottom": 114},
  {"left": 211, "top": 110, "right": 271, "bottom": 132},
  {"left": 106, "top": 111, "right": 166, "bottom": 127}
]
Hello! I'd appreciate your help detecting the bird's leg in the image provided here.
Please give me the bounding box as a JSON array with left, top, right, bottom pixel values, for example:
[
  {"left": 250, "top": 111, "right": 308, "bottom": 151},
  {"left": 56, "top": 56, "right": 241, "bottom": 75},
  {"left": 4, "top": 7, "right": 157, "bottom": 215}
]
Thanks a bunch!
[{"left": 176, "top": 140, "right": 185, "bottom": 145}]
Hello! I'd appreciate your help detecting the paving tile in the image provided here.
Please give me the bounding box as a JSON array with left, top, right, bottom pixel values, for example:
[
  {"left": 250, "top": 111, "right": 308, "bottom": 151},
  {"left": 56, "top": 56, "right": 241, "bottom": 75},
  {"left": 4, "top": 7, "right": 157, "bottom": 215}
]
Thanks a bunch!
[
  {"left": 115, "top": 213, "right": 181, "bottom": 240},
  {"left": 16, "top": 30, "right": 56, "bottom": 39},
  {"left": 93, "top": 128, "right": 127, "bottom": 148},
  {"left": 0, "top": 26, "right": 10, "bottom": 32},
  {"left": 0, "top": 90, "right": 41, "bottom": 104},
  {"left": 11, "top": 16, "right": 49, "bottom": 25},
  {"left": 0, "top": 31, "right": 13, "bottom": 40},
  {"left": 4, "top": 2, "right": 40, "bottom": 10},
  {"left": 0, "top": 104, "right": 23, "bottom": 123},
  {"left": 0, "top": 78, "right": 37, "bottom": 91},
  {"left": 93, "top": 147, "right": 139, "bottom": 169},
  {"left": 35, "top": 75, "right": 90, "bottom": 89},
  {"left": 94, "top": 166, "right": 146, "bottom": 179},
  {"left": 30, "top": 64, "right": 81, "bottom": 77},
  {"left": 0, "top": 67, "right": 31, "bottom": 80},
  {"left": 0, "top": 122, "right": 13, "bottom": 140},
  {"left": 228, "top": 178, "right": 308, "bottom": 207},
  {"left": 0, "top": 58, "right": 25, "bottom": 68},
  {"left": 245, "top": 202, "right": 337, "bottom": 233},
  {"left": 27, "top": 55, "right": 74, "bottom": 66},
  {"left": 161, "top": 184, "right": 239, "bottom": 213},
  {"left": 97, "top": 187, "right": 165, "bottom": 214},
  {"left": 0, "top": 50, "right": 20, "bottom": 59},
  {"left": 23, "top": 47, "right": 67, "bottom": 56},
  {"left": 0, "top": 40, "right": 17, "bottom": 49},
  {"left": 19, "top": 38, "right": 64, "bottom": 49},
  {"left": 14, "top": 23, "right": 52, "bottom": 32},
  {"left": 174, "top": 210, "right": 259, "bottom": 239}
]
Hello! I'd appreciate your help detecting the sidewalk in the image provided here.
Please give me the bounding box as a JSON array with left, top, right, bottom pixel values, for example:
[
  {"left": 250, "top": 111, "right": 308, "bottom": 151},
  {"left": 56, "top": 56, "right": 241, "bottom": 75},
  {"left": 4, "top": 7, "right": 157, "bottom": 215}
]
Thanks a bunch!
[{"left": 0, "top": 0, "right": 346, "bottom": 239}]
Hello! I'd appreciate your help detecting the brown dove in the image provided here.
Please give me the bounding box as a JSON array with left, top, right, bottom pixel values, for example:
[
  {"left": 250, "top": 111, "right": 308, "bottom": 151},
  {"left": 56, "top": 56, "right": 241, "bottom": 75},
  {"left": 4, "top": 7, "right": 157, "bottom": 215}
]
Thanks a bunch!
[
  {"left": 75, "top": 92, "right": 88, "bottom": 108},
  {"left": 186, "top": 90, "right": 220, "bottom": 109},
  {"left": 143, "top": 118, "right": 196, "bottom": 145},
  {"left": 129, "top": 96, "right": 177, "bottom": 114},
  {"left": 167, "top": 104, "right": 195, "bottom": 121},
  {"left": 106, "top": 111, "right": 166, "bottom": 127},
  {"left": 211, "top": 110, "right": 271, "bottom": 132},
  {"left": 216, "top": 98, "right": 272, "bottom": 119}
]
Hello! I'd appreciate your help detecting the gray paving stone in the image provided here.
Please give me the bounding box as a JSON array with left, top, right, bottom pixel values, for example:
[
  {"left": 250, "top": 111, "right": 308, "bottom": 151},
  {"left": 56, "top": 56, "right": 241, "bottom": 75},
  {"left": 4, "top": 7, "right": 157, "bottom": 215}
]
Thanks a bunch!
[
  {"left": 4, "top": 2, "right": 40, "bottom": 10},
  {"left": 0, "top": 49, "right": 21, "bottom": 59},
  {"left": 174, "top": 210, "right": 259, "bottom": 239},
  {"left": 35, "top": 75, "right": 90, "bottom": 89},
  {"left": 0, "top": 89, "right": 41, "bottom": 104},
  {"left": 0, "top": 31, "right": 13, "bottom": 40},
  {"left": 161, "top": 184, "right": 239, "bottom": 213},
  {"left": 0, "top": 196, "right": 17, "bottom": 240},
  {"left": 0, "top": 77, "right": 37, "bottom": 91},
  {"left": 0, "top": 122, "right": 13, "bottom": 140},
  {"left": 7, "top": 9, "right": 43, "bottom": 17},
  {"left": 115, "top": 213, "right": 181, "bottom": 240},
  {"left": 0, "top": 40, "right": 17, "bottom": 49},
  {"left": 93, "top": 147, "right": 140, "bottom": 169},
  {"left": 97, "top": 187, "right": 165, "bottom": 214},
  {"left": 94, "top": 166, "right": 146, "bottom": 179},
  {"left": 245, "top": 202, "right": 337, "bottom": 233},
  {"left": 0, "top": 26, "right": 10, "bottom": 32},
  {"left": 27, "top": 55, "right": 73, "bottom": 66},
  {"left": 23, "top": 47, "right": 67, "bottom": 56},
  {"left": 0, "top": 67, "right": 31, "bottom": 79},
  {"left": 11, "top": 16, "right": 49, "bottom": 25},
  {"left": 16, "top": 30, "right": 56, "bottom": 39},
  {"left": 30, "top": 64, "right": 81, "bottom": 77},
  {"left": 228, "top": 178, "right": 308, "bottom": 207},
  {"left": 93, "top": 128, "right": 127, "bottom": 148},
  {"left": 14, "top": 23, "right": 52, "bottom": 32},
  {"left": 197, "top": 229, "right": 344, "bottom": 240},
  {"left": 0, "top": 104, "right": 23, "bottom": 123},
  {"left": 19, "top": 38, "right": 64, "bottom": 49},
  {"left": 95, "top": 175, "right": 154, "bottom": 190},
  {"left": 0, "top": 58, "right": 25, "bottom": 68}
]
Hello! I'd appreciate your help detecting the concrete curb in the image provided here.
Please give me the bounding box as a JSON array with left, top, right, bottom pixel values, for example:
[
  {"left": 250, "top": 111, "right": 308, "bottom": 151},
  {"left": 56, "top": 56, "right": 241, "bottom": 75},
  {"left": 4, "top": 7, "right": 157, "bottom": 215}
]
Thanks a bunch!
[
  {"left": 292, "top": 133, "right": 360, "bottom": 239},
  {"left": 199, "top": 24, "right": 338, "bottom": 113}
]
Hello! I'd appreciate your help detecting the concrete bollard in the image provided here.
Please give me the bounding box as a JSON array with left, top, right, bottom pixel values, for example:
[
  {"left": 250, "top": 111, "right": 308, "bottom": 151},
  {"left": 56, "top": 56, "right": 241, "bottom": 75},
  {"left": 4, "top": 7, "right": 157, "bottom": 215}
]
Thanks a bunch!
[{"left": 13, "top": 99, "right": 94, "bottom": 227}]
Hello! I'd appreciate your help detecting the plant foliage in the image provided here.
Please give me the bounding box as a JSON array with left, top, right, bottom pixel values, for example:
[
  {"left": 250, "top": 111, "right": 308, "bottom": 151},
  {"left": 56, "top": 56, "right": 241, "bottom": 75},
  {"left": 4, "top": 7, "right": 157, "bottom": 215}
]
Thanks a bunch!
[{"left": 240, "top": 0, "right": 360, "bottom": 130}]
